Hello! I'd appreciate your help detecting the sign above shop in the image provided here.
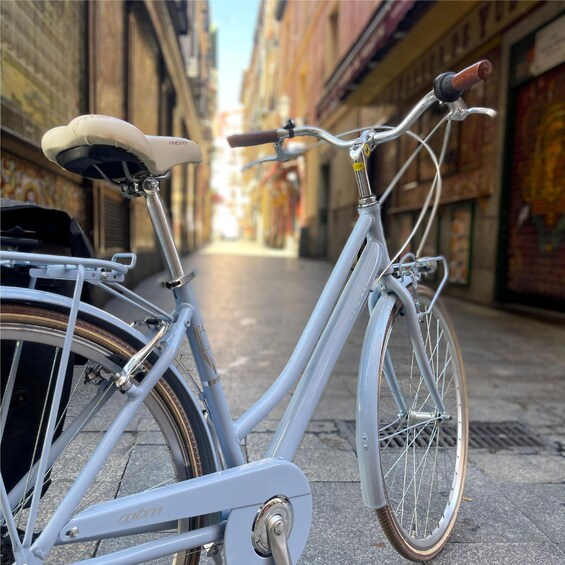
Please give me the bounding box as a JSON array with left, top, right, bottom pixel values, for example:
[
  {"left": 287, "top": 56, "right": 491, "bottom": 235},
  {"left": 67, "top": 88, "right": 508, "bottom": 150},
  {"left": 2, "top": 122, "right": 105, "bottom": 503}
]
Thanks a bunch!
[{"left": 532, "top": 15, "right": 565, "bottom": 76}]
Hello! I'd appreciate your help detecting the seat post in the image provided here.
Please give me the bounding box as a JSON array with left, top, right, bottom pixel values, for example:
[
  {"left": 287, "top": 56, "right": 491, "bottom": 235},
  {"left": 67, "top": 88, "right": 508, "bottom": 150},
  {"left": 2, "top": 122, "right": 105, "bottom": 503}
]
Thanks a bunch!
[{"left": 142, "top": 178, "right": 185, "bottom": 282}]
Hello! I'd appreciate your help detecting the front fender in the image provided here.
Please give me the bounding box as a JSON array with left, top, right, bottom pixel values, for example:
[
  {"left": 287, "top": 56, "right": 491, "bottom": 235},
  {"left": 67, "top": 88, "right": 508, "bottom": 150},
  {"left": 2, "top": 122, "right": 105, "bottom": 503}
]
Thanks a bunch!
[
  {"left": 356, "top": 290, "right": 396, "bottom": 509},
  {"left": 0, "top": 286, "right": 220, "bottom": 474}
]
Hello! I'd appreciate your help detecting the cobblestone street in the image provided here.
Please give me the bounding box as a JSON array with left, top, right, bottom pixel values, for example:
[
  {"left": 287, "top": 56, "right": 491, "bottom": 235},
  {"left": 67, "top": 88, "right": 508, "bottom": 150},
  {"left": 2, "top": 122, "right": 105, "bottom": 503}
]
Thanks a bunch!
[{"left": 109, "top": 240, "right": 565, "bottom": 564}]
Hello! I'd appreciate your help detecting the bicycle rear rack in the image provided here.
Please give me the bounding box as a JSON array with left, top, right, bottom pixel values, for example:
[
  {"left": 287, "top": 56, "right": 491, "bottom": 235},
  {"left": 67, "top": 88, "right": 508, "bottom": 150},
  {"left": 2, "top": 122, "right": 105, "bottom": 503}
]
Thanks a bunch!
[
  {"left": 0, "top": 250, "right": 174, "bottom": 322},
  {"left": 0, "top": 250, "right": 136, "bottom": 283}
]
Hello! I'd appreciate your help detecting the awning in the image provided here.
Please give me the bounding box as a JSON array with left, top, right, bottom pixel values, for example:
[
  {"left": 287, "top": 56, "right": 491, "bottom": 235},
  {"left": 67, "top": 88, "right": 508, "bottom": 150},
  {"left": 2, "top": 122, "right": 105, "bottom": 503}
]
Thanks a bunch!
[{"left": 317, "top": 0, "right": 432, "bottom": 120}]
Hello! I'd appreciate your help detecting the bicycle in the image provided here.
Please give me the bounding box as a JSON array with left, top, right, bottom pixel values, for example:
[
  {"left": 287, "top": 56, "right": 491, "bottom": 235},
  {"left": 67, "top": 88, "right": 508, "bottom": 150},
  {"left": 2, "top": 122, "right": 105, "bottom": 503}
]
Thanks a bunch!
[{"left": 1, "top": 60, "right": 495, "bottom": 565}]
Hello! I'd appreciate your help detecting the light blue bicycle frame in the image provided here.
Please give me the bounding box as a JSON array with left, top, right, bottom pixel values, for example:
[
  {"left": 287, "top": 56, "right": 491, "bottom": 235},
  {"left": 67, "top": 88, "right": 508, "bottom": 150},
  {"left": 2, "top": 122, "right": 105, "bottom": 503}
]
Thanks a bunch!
[{"left": 1, "top": 176, "right": 446, "bottom": 564}]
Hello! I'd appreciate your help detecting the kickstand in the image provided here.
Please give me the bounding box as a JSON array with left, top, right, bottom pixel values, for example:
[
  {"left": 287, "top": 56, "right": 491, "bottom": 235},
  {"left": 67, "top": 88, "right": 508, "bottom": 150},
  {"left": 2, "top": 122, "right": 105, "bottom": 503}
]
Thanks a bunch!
[{"left": 205, "top": 541, "right": 223, "bottom": 564}]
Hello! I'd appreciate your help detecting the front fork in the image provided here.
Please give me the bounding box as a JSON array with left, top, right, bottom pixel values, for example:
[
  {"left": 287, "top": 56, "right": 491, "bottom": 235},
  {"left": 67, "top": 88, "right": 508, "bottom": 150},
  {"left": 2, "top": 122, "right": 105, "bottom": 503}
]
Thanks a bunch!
[
  {"left": 380, "top": 274, "right": 447, "bottom": 418},
  {"left": 357, "top": 272, "right": 448, "bottom": 509}
]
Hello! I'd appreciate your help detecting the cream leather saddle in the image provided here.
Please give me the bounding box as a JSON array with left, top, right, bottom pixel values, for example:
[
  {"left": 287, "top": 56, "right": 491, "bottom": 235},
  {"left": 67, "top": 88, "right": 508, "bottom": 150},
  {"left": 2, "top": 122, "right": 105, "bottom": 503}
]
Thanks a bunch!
[{"left": 42, "top": 115, "right": 202, "bottom": 183}]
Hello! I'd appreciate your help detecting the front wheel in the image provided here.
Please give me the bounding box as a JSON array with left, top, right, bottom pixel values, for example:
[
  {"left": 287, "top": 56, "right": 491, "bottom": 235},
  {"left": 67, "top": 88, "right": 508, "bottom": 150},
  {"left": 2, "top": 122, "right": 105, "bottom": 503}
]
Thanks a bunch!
[{"left": 376, "top": 286, "right": 468, "bottom": 561}]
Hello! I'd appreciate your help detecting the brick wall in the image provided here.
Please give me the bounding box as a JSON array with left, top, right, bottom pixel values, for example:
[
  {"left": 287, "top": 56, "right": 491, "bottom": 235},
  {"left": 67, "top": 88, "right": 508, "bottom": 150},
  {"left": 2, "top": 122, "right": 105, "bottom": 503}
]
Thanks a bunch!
[{"left": 0, "top": 0, "right": 86, "bottom": 143}]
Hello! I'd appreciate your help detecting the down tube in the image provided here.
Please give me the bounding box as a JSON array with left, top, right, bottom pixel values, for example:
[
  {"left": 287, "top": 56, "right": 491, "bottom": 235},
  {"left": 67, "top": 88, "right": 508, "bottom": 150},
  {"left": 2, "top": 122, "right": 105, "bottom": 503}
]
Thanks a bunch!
[
  {"left": 234, "top": 212, "right": 374, "bottom": 440},
  {"left": 267, "top": 239, "right": 383, "bottom": 461}
]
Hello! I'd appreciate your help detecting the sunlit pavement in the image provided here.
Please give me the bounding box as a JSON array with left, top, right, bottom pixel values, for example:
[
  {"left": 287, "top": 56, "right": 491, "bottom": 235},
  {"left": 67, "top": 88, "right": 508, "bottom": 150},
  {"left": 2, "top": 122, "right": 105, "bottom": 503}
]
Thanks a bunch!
[
  {"left": 107, "top": 241, "right": 565, "bottom": 564},
  {"left": 201, "top": 237, "right": 297, "bottom": 258}
]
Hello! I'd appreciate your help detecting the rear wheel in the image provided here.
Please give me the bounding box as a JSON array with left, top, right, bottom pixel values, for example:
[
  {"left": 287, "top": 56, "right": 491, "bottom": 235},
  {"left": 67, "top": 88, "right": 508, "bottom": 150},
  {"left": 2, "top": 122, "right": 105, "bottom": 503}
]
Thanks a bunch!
[
  {"left": 376, "top": 287, "right": 468, "bottom": 561},
  {"left": 1, "top": 303, "right": 212, "bottom": 564}
]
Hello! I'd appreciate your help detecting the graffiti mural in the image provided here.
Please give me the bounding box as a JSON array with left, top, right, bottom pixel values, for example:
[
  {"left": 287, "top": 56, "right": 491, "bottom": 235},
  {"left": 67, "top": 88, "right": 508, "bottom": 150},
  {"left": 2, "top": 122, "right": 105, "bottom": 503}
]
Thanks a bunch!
[
  {"left": 506, "top": 62, "right": 565, "bottom": 303},
  {"left": 521, "top": 97, "right": 565, "bottom": 253},
  {"left": 1, "top": 153, "right": 85, "bottom": 225}
]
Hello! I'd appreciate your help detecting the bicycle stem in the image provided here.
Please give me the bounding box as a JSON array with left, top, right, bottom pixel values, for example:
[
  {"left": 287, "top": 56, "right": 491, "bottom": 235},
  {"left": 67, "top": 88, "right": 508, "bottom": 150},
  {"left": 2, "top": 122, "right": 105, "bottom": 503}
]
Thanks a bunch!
[{"left": 350, "top": 130, "right": 375, "bottom": 204}]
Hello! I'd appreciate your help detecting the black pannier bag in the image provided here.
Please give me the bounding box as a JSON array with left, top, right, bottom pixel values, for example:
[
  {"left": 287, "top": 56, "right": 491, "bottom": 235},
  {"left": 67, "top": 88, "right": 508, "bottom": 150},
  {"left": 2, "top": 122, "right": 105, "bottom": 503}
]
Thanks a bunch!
[{"left": 1, "top": 199, "right": 94, "bottom": 495}]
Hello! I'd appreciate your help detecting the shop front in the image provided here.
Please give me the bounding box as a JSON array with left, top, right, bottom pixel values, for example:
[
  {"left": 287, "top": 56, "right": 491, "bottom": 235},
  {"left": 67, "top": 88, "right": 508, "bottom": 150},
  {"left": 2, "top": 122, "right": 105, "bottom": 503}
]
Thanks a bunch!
[
  {"left": 498, "top": 11, "right": 565, "bottom": 310},
  {"left": 317, "top": 0, "right": 563, "bottom": 309}
]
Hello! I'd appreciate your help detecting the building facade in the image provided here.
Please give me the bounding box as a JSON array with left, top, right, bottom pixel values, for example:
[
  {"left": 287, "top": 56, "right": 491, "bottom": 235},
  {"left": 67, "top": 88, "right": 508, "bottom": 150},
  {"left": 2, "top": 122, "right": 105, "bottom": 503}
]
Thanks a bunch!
[
  {"left": 240, "top": 0, "right": 301, "bottom": 250},
  {"left": 211, "top": 108, "right": 249, "bottom": 240},
  {"left": 1, "top": 0, "right": 216, "bottom": 285},
  {"left": 244, "top": 0, "right": 564, "bottom": 311}
]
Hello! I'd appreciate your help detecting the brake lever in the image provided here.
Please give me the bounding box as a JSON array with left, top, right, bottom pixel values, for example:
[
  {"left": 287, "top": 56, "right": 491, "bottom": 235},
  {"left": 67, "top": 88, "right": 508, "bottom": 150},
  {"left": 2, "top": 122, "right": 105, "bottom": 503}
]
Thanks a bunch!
[
  {"left": 274, "top": 141, "right": 305, "bottom": 162},
  {"left": 463, "top": 107, "right": 497, "bottom": 118},
  {"left": 242, "top": 142, "right": 305, "bottom": 171},
  {"left": 242, "top": 155, "right": 278, "bottom": 171},
  {"left": 447, "top": 99, "right": 497, "bottom": 121}
]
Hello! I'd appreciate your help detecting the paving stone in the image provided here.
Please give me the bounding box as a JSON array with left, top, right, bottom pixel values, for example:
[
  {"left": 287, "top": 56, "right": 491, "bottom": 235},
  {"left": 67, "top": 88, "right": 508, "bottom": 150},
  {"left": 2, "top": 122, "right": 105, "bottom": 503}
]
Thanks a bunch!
[
  {"left": 453, "top": 463, "right": 548, "bottom": 544},
  {"left": 246, "top": 430, "right": 360, "bottom": 483},
  {"left": 433, "top": 542, "right": 565, "bottom": 565},
  {"left": 470, "top": 452, "right": 565, "bottom": 484},
  {"left": 500, "top": 483, "right": 565, "bottom": 543},
  {"left": 299, "top": 482, "right": 397, "bottom": 565}
]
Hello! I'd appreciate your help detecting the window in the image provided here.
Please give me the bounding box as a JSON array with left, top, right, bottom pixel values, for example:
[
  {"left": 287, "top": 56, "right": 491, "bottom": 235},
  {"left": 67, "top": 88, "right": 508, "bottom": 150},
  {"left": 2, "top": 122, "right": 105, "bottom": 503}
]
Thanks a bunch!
[{"left": 325, "top": 8, "right": 339, "bottom": 80}]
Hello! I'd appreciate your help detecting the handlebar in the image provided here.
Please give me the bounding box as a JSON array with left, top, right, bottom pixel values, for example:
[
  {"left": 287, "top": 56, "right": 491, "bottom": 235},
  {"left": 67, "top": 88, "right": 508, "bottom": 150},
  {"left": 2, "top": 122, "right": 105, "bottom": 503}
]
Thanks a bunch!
[
  {"left": 433, "top": 59, "right": 492, "bottom": 103},
  {"left": 228, "top": 59, "right": 493, "bottom": 151},
  {"left": 453, "top": 59, "right": 492, "bottom": 90},
  {"left": 227, "top": 129, "right": 279, "bottom": 148}
]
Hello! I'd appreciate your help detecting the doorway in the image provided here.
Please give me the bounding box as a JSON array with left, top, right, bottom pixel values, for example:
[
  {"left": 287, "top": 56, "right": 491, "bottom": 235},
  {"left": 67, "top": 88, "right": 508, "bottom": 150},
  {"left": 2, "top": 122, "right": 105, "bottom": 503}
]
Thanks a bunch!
[{"left": 499, "top": 16, "right": 565, "bottom": 310}]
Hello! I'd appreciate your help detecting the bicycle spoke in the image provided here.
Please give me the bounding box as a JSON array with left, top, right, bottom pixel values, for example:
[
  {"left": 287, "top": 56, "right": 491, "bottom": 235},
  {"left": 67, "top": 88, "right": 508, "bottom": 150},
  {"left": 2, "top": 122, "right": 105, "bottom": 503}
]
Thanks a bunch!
[
  {"left": 376, "top": 289, "right": 467, "bottom": 558},
  {"left": 15, "top": 348, "right": 60, "bottom": 531},
  {"left": 74, "top": 420, "right": 164, "bottom": 514},
  {"left": 383, "top": 419, "right": 439, "bottom": 479},
  {"left": 0, "top": 340, "right": 24, "bottom": 434},
  {"left": 8, "top": 380, "right": 116, "bottom": 523},
  {"left": 393, "top": 423, "right": 440, "bottom": 534},
  {"left": 1, "top": 308, "right": 207, "bottom": 564}
]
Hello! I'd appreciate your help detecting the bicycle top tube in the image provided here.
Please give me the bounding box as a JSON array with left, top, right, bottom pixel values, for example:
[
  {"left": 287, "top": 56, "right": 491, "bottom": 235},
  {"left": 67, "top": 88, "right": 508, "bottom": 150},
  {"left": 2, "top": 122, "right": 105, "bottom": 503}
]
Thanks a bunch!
[{"left": 227, "top": 59, "right": 493, "bottom": 151}]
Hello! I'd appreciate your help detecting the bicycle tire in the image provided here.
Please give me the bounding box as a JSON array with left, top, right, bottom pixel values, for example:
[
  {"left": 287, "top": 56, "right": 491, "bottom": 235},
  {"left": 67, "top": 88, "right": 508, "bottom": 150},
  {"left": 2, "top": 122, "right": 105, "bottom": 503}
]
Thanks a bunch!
[
  {"left": 375, "top": 286, "right": 468, "bottom": 561},
  {"left": 0, "top": 302, "right": 213, "bottom": 565}
]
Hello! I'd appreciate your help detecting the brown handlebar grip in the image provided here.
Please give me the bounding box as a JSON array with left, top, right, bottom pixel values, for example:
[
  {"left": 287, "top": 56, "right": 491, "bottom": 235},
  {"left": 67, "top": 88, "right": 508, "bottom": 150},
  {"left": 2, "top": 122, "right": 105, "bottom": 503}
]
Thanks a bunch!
[
  {"left": 451, "top": 59, "right": 492, "bottom": 92},
  {"left": 227, "top": 129, "right": 279, "bottom": 148}
]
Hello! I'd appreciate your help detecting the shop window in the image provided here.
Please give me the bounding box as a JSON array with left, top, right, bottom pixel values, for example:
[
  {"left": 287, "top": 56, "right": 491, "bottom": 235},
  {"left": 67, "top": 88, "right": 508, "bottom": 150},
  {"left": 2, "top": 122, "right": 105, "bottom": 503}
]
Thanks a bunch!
[
  {"left": 325, "top": 8, "right": 339, "bottom": 81},
  {"left": 448, "top": 203, "right": 473, "bottom": 286}
]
